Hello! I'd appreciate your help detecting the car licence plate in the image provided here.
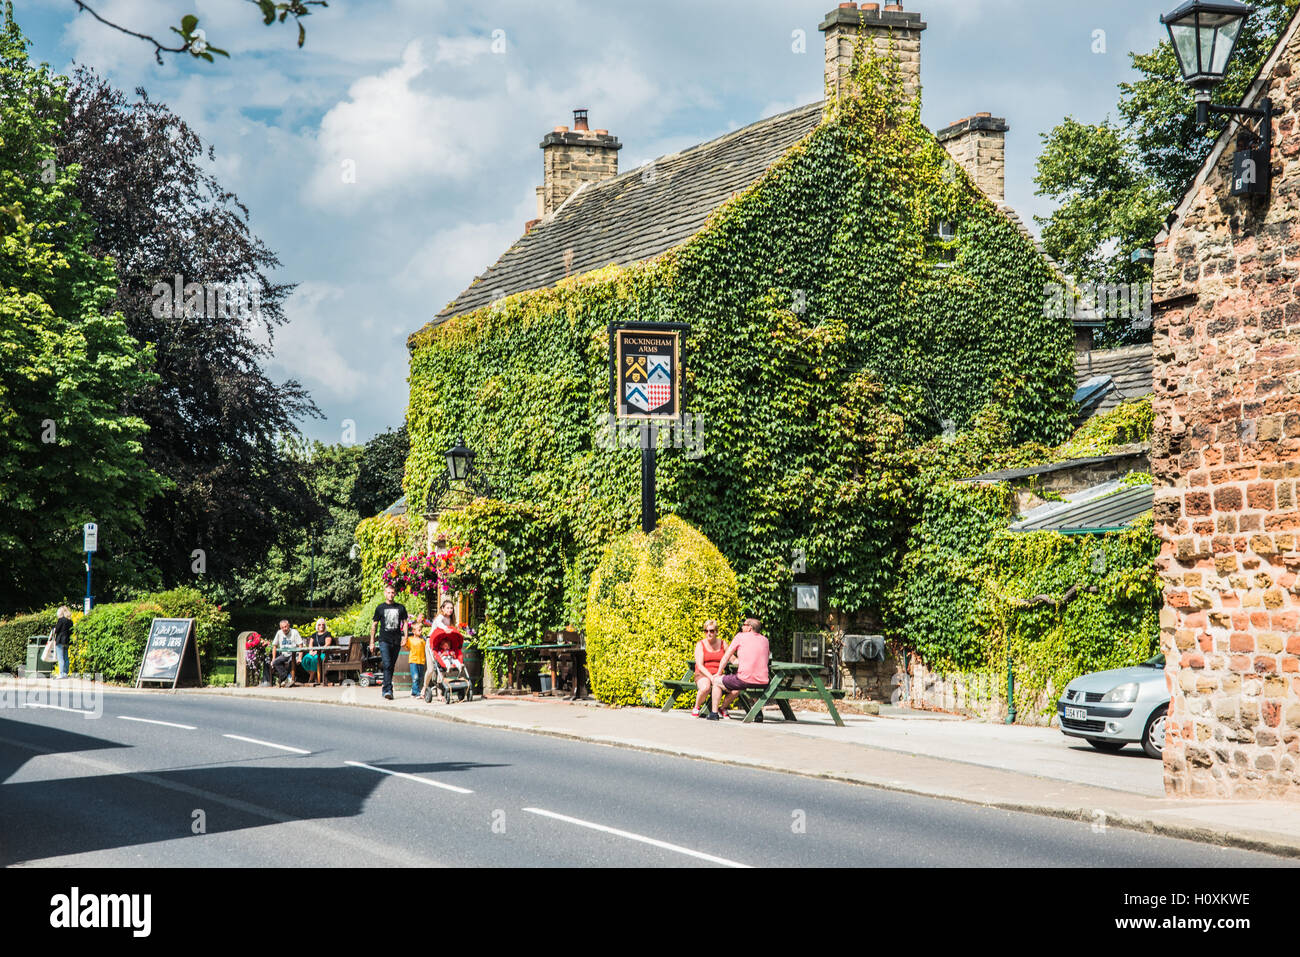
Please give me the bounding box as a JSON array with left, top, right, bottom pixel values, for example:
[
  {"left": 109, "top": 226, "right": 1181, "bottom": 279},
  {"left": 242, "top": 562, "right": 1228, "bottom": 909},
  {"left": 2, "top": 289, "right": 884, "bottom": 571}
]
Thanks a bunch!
[{"left": 1065, "top": 707, "right": 1087, "bottom": 721}]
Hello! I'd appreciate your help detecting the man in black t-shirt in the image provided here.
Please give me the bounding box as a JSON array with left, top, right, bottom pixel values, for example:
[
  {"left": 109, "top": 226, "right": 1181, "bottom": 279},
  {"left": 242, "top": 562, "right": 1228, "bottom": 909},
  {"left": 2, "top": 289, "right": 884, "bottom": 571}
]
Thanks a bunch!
[{"left": 369, "top": 584, "right": 409, "bottom": 700}]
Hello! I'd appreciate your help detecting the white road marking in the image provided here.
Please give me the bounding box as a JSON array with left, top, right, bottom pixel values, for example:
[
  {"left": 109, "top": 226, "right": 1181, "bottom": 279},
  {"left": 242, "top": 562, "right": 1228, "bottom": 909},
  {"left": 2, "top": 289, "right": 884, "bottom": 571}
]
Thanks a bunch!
[
  {"left": 522, "top": 807, "right": 751, "bottom": 868},
  {"left": 118, "top": 716, "right": 196, "bottom": 730},
  {"left": 223, "top": 734, "right": 311, "bottom": 755},
  {"left": 344, "top": 760, "right": 474, "bottom": 794},
  {"left": 22, "top": 703, "right": 94, "bottom": 715}
]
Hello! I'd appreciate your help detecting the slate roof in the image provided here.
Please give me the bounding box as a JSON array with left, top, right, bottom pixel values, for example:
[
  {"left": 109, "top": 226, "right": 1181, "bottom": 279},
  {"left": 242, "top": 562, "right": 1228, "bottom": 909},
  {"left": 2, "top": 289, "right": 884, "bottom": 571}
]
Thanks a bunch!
[
  {"left": 959, "top": 453, "right": 1145, "bottom": 485},
  {"left": 1008, "top": 481, "right": 1154, "bottom": 534},
  {"left": 1074, "top": 344, "right": 1154, "bottom": 417},
  {"left": 426, "top": 102, "right": 825, "bottom": 328}
]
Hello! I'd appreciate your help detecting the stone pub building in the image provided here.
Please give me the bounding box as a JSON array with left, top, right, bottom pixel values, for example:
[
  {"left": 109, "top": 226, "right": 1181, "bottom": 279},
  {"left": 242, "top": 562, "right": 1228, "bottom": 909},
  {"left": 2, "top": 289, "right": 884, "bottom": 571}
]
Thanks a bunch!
[{"left": 1154, "top": 9, "right": 1300, "bottom": 800}]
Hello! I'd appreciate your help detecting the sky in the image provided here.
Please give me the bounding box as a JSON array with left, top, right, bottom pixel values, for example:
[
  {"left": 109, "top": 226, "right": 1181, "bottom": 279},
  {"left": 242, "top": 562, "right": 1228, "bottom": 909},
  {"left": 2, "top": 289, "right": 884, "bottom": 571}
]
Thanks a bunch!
[{"left": 17, "top": 0, "right": 1173, "bottom": 444}]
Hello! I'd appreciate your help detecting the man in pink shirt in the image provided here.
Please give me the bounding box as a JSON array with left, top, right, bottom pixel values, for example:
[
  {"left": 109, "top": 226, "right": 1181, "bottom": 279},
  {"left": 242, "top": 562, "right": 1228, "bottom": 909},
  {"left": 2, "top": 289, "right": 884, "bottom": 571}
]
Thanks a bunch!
[{"left": 708, "top": 618, "right": 770, "bottom": 720}]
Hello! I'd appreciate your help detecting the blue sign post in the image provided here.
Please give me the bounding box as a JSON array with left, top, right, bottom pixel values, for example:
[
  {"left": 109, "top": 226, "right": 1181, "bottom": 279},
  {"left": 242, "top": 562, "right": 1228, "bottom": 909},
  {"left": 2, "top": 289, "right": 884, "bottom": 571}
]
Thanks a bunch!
[{"left": 83, "top": 522, "right": 97, "bottom": 614}]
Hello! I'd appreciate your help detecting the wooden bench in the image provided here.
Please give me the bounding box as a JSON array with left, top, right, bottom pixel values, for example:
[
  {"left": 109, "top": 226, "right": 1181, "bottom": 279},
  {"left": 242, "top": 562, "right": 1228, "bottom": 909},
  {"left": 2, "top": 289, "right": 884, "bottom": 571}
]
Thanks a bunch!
[
  {"left": 322, "top": 636, "right": 365, "bottom": 685},
  {"left": 659, "top": 664, "right": 761, "bottom": 715}
]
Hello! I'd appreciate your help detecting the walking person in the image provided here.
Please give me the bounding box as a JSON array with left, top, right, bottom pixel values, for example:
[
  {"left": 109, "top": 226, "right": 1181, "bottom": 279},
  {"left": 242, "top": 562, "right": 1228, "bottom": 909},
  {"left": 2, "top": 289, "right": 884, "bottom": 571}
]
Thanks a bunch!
[
  {"left": 432, "top": 599, "right": 456, "bottom": 633},
  {"left": 709, "top": 618, "right": 769, "bottom": 720},
  {"left": 51, "top": 606, "right": 73, "bottom": 679},
  {"left": 370, "top": 584, "right": 409, "bottom": 701},
  {"left": 692, "top": 620, "right": 726, "bottom": 717},
  {"left": 405, "top": 617, "right": 427, "bottom": 699}
]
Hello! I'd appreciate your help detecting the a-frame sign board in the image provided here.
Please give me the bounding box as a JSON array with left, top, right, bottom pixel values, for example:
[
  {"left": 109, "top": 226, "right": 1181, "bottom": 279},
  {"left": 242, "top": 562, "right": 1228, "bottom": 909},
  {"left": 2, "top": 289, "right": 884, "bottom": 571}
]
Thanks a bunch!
[{"left": 135, "top": 618, "right": 203, "bottom": 689}]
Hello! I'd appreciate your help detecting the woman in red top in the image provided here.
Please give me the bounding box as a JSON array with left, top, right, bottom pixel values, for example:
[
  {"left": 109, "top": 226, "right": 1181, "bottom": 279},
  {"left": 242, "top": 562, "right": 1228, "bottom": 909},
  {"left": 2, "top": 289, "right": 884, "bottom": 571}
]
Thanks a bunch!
[{"left": 692, "top": 620, "right": 726, "bottom": 717}]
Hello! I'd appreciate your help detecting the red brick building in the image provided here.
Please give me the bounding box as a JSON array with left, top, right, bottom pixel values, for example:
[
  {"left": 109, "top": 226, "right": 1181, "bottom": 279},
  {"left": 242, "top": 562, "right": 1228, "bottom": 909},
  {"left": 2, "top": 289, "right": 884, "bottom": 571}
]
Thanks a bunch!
[{"left": 1154, "top": 11, "right": 1300, "bottom": 800}]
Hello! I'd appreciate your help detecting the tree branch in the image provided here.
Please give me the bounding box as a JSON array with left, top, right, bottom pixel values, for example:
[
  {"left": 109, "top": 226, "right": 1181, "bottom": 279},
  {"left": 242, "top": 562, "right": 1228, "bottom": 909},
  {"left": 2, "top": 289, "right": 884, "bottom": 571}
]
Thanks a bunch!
[{"left": 72, "top": 1, "right": 189, "bottom": 65}]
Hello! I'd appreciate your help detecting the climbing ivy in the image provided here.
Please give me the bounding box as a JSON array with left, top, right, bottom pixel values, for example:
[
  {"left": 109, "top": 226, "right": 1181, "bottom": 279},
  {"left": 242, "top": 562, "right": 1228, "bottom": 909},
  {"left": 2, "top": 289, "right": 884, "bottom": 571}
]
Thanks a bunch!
[{"left": 405, "top": 53, "right": 1075, "bottom": 646}]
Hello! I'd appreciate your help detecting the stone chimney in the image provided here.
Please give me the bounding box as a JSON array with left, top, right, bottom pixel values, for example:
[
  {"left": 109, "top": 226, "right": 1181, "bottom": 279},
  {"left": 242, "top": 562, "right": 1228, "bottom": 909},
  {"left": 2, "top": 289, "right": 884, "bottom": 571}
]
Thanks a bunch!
[
  {"left": 936, "top": 113, "right": 1009, "bottom": 205},
  {"left": 537, "top": 109, "right": 622, "bottom": 218},
  {"left": 820, "top": 3, "right": 926, "bottom": 105}
]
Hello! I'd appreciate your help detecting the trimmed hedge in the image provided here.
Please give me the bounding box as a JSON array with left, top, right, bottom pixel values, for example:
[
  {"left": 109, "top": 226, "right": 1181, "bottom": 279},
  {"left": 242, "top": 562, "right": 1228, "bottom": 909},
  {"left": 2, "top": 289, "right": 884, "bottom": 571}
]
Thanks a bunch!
[
  {"left": 0, "top": 608, "right": 59, "bottom": 672},
  {"left": 585, "top": 516, "right": 740, "bottom": 707},
  {"left": 68, "top": 587, "right": 229, "bottom": 682}
]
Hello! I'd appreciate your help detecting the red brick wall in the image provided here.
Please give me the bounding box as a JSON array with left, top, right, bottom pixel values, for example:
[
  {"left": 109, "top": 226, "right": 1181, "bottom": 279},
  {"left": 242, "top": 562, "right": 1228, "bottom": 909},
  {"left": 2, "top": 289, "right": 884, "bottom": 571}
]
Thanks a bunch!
[{"left": 1153, "top": 25, "right": 1300, "bottom": 800}]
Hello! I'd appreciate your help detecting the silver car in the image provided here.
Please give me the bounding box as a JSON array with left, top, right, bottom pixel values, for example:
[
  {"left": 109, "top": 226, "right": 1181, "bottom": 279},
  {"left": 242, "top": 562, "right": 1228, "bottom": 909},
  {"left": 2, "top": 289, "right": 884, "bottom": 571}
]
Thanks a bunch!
[{"left": 1057, "top": 654, "right": 1169, "bottom": 758}]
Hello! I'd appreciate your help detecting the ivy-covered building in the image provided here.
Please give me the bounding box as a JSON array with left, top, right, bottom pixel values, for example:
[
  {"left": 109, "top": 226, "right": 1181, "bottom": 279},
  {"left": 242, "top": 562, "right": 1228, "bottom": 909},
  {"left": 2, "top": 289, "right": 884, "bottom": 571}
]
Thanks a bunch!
[{"left": 404, "top": 4, "right": 1076, "bottom": 648}]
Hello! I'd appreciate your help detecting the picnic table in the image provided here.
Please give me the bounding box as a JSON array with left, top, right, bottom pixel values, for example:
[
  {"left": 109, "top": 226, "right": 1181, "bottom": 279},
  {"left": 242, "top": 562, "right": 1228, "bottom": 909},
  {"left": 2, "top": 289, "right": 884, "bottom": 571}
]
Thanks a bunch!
[
  {"left": 278, "top": 643, "right": 348, "bottom": 686},
  {"left": 661, "top": 660, "right": 845, "bottom": 726},
  {"left": 486, "top": 642, "right": 587, "bottom": 698}
]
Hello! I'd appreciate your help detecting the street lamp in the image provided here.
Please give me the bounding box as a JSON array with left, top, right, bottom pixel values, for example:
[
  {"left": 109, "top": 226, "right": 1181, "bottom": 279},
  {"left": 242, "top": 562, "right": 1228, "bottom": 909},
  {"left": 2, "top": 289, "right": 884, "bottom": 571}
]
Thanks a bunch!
[
  {"left": 445, "top": 436, "right": 475, "bottom": 483},
  {"left": 1162, "top": 1, "right": 1274, "bottom": 196}
]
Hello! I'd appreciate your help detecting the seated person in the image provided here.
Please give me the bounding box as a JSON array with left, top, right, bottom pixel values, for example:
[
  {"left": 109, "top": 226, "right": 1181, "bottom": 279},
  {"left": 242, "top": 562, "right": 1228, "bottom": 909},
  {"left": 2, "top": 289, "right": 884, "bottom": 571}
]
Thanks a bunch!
[
  {"left": 708, "top": 618, "right": 769, "bottom": 720},
  {"left": 299, "top": 618, "right": 334, "bottom": 682},
  {"left": 692, "top": 620, "right": 726, "bottom": 718},
  {"left": 430, "top": 636, "right": 464, "bottom": 674},
  {"left": 270, "top": 619, "right": 304, "bottom": 687}
]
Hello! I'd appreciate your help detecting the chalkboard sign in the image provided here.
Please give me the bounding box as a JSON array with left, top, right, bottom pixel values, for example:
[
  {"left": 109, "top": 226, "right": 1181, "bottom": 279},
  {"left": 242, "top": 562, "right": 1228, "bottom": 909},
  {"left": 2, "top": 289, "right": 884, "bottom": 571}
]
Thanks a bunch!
[{"left": 136, "top": 618, "right": 202, "bottom": 689}]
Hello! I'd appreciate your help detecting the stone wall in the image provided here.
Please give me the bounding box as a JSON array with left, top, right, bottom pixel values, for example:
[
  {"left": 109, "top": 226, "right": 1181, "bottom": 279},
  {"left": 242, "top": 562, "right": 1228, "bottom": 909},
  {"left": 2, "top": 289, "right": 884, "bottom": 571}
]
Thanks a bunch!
[
  {"left": 821, "top": 3, "right": 925, "bottom": 106},
  {"left": 537, "top": 127, "right": 621, "bottom": 217},
  {"left": 936, "top": 114, "right": 1008, "bottom": 206},
  {"left": 1152, "top": 20, "right": 1300, "bottom": 800}
]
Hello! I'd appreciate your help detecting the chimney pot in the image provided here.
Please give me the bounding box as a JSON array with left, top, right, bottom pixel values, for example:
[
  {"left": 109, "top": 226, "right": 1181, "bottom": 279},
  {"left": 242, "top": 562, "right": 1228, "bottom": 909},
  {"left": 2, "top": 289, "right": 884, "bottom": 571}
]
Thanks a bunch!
[
  {"left": 860, "top": 3, "right": 877, "bottom": 10},
  {"left": 883, "top": 3, "right": 904, "bottom": 11},
  {"left": 840, "top": 2, "right": 859, "bottom": 9},
  {"left": 594, "top": 129, "right": 608, "bottom": 135},
  {"left": 554, "top": 126, "right": 569, "bottom": 133},
  {"left": 573, "top": 108, "right": 590, "bottom": 132}
]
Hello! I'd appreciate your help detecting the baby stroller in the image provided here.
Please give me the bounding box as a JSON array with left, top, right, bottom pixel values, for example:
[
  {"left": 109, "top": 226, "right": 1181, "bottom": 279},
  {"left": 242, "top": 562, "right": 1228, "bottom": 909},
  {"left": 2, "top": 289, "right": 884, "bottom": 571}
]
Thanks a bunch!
[{"left": 424, "top": 627, "right": 473, "bottom": 704}]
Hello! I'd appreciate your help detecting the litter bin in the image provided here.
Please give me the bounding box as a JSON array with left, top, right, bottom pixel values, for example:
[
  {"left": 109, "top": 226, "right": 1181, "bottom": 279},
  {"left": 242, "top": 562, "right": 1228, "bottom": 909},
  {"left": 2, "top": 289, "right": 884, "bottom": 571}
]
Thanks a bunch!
[{"left": 25, "top": 639, "right": 55, "bottom": 675}]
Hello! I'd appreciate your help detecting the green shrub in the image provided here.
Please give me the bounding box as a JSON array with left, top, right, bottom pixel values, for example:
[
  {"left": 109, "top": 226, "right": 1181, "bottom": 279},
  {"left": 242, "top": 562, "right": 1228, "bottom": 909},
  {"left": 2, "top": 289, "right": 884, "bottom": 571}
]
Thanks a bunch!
[
  {"left": 67, "top": 588, "right": 229, "bottom": 682},
  {"left": 585, "top": 515, "right": 740, "bottom": 707},
  {"left": 71, "top": 602, "right": 161, "bottom": 681},
  {"left": 0, "top": 608, "right": 59, "bottom": 672}
]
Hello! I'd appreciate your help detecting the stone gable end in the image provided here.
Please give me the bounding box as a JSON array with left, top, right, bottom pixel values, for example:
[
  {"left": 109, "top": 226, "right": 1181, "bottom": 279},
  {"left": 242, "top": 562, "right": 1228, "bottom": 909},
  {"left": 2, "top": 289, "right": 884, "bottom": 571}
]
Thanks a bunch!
[{"left": 1154, "top": 17, "right": 1300, "bottom": 800}]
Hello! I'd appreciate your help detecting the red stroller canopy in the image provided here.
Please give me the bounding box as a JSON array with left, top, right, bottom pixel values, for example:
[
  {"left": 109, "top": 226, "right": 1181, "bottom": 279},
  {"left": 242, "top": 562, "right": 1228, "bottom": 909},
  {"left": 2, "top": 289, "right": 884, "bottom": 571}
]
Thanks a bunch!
[{"left": 429, "top": 627, "right": 464, "bottom": 654}]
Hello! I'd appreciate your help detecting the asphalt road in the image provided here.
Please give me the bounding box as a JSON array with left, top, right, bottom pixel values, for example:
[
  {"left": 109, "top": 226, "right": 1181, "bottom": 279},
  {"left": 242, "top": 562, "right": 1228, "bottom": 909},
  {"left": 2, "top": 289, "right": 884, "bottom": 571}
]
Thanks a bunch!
[{"left": 0, "top": 692, "right": 1288, "bottom": 868}]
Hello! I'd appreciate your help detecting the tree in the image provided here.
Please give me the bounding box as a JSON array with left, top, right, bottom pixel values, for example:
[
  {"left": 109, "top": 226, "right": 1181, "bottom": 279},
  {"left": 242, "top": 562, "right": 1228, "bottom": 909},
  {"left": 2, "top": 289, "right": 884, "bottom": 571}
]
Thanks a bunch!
[
  {"left": 350, "top": 425, "right": 409, "bottom": 518},
  {"left": 71, "top": 0, "right": 328, "bottom": 65},
  {"left": 55, "top": 69, "right": 320, "bottom": 592},
  {"left": 229, "top": 439, "right": 364, "bottom": 607},
  {"left": 0, "top": 5, "right": 162, "bottom": 612},
  {"left": 1034, "top": 0, "right": 1299, "bottom": 345}
]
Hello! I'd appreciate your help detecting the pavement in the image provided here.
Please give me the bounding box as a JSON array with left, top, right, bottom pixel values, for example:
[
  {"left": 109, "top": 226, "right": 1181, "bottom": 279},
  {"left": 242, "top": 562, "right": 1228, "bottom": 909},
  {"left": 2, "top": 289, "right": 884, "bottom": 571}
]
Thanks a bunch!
[{"left": 17, "top": 676, "right": 1300, "bottom": 860}]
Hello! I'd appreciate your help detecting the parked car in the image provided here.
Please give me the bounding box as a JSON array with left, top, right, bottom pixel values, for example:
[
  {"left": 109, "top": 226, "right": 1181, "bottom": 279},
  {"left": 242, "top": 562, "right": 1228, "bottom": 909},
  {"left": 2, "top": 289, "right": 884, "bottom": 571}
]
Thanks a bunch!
[{"left": 1057, "top": 654, "right": 1169, "bottom": 758}]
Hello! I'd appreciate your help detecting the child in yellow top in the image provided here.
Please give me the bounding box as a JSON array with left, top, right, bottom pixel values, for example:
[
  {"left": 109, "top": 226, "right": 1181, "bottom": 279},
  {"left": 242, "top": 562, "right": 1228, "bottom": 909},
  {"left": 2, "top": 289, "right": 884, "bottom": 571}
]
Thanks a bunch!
[{"left": 403, "top": 618, "right": 427, "bottom": 698}]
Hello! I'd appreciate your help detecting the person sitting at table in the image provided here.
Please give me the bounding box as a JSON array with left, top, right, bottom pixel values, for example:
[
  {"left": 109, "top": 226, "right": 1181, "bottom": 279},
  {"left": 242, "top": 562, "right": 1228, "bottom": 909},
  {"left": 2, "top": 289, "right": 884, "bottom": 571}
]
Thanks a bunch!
[
  {"left": 708, "top": 618, "right": 769, "bottom": 720},
  {"left": 270, "top": 619, "right": 304, "bottom": 687},
  {"left": 299, "top": 618, "right": 334, "bottom": 684},
  {"left": 692, "top": 620, "right": 727, "bottom": 718}
]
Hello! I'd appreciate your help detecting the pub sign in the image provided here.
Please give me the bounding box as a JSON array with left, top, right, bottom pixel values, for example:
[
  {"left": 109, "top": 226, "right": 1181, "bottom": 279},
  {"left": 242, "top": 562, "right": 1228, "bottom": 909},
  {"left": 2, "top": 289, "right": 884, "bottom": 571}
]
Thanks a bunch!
[{"left": 612, "top": 325, "right": 681, "bottom": 420}]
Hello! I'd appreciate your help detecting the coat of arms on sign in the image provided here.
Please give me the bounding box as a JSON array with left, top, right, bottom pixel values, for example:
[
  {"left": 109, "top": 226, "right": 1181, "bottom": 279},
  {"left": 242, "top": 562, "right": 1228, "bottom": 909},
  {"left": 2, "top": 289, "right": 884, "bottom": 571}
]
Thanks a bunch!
[{"left": 626, "top": 353, "right": 671, "bottom": 412}]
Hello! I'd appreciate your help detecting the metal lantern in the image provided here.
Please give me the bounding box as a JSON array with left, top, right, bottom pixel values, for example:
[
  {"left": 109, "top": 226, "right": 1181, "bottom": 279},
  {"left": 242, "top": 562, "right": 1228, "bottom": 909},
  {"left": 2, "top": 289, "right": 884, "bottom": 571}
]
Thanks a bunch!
[
  {"left": 1162, "top": 1, "right": 1255, "bottom": 100},
  {"left": 445, "top": 436, "right": 475, "bottom": 482}
]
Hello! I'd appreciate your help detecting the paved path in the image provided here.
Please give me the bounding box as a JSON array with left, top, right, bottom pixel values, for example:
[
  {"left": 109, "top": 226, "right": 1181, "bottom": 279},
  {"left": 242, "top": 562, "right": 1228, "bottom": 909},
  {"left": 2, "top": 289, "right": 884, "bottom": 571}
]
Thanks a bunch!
[{"left": 0, "top": 685, "right": 1293, "bottom": 867}]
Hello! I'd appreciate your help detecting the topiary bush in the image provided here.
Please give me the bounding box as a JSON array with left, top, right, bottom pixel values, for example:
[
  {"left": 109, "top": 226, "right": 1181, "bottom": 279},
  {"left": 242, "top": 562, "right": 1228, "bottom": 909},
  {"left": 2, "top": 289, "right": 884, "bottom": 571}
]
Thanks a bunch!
[{"left": 585, "top": 515, "right": 741, "bottom": 707}]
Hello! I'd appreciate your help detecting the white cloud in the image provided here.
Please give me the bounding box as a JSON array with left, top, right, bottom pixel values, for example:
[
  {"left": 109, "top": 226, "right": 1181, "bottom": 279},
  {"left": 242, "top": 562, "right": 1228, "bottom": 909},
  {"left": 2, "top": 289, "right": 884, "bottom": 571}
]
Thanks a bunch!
[
  {"left": 269, "top": 281, "right": 362, "bottom": 401},
  {"left": 399, "top": 192, "right": 537, "bottom": 295},
  {"left": 433, "top": 35, "right": 492, "bottom": 66}
]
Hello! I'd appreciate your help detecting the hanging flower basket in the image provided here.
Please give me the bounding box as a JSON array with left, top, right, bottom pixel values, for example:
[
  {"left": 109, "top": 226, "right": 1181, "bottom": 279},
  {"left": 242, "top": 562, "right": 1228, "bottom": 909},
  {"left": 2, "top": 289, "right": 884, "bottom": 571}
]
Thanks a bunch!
[{"left": 383, "top": 545, "right": 474, "bottom": 597}]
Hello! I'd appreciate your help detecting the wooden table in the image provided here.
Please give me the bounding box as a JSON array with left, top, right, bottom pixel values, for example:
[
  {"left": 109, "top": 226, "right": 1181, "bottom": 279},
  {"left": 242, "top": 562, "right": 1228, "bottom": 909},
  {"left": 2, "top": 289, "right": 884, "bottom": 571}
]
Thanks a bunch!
[
  {"left": 486, "top": 643, "right": 587, "bottom": 697},
  {"left": 279, "top": 644, "right": 342, "bottom": 686},
  {"left": 737, "top": 662, "right": 845, "bottom": 726}
]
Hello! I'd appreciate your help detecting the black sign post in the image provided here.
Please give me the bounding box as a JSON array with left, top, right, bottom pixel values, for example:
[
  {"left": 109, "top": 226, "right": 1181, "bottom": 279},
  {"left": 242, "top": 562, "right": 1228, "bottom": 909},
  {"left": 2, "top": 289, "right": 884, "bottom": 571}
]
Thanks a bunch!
[
  {"left": 609, "top": 322, "right": 689, "bottom": 534},
  {"left": 136, "top": 618, "right": 202, "bottom": 689}
]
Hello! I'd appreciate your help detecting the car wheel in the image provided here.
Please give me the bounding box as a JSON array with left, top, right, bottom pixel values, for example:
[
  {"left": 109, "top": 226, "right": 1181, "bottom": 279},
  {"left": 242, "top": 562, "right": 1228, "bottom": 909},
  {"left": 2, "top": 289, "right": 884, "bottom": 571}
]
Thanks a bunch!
[
  {"left": 1142, "top": 705, "right": 1168, "bottom": 759},
  {"left": 1087, "top": 738, "right": 1126, "bottom": 753}
]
